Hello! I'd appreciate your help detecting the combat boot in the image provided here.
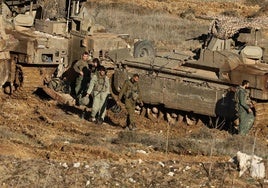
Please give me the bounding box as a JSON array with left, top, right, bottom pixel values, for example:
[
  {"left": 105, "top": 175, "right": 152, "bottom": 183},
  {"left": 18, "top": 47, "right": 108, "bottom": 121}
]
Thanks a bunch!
[
  {"left": 88, "top": 117, "right": 96, "bottom": 123},
  {"left": 128, "top": 123, "right": 137, "bottom": 131},
  {"left": 75, "top": 94, "right": 82, "bottom": 106},
  {"left": 127, "top": 124, "right": 133, "bottom": 130},
  {"left": 131, "top": 123, "right": 137, "bottom": 130},
  {"left": 97, "top": 118, "right": 104, "bottom": 125}
]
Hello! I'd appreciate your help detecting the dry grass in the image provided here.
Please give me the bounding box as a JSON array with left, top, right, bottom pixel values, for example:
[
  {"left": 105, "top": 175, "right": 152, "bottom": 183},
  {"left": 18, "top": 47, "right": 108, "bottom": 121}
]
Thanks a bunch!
[
  {"left": 89, "top": 4, "right": 209, "bottom": 51},
  {"left": 110, "top": 128, "right": 268, "bottom": 159},
  {"left": 244, "top": 0, "right": 267, "bottom": 5},
  {"left": 187, "top": 128, "right": 268, "bottom": 158},
  {"left": 86, "top": 1, "right": 267, "bottom": 51}
]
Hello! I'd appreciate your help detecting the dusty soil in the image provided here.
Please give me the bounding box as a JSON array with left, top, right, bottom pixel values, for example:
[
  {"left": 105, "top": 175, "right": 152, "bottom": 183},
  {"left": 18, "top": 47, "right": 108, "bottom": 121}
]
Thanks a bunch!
[
  {"left": 1, "top": 91, "right": 267, "bottom": 187},
  {"left": 1, "top": 0, "right": 268, "bottom": 187}
]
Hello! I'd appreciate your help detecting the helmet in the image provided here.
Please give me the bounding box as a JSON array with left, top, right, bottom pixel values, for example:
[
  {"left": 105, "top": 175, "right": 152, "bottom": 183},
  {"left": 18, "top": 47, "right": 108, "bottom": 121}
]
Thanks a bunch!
[
  {"left": 152, "top": 107, "right": 158, "bottom": 114},
  {"left": 79, "top": 96, "right": 90, "bottom": 106},
  {"left": 111, "top": 104, "right": 122, "bottom": 113}
]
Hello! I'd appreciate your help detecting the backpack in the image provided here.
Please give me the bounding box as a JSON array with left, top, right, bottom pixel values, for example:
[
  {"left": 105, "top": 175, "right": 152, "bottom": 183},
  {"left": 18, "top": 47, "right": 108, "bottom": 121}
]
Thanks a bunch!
[{"left": 125, "top": 80, "right": 139, "bottom": 100}]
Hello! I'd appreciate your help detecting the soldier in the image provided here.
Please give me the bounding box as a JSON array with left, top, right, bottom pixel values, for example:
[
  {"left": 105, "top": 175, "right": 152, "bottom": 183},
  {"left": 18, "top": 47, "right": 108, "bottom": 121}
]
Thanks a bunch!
[
  {"left": 89, "top": 58, "right": 101, "bottom": 75},
  {"left": 118, "top": 74, "right": 143, "bottom": 130},
  {"left": 235, "top": 80, "right": 255, "bottom": 135},
  {"left": 86, "top": 66, "right": 110, "bottom": 124},
  {"left": 73, "top": 52, "right": 91, "bottom": 97}
]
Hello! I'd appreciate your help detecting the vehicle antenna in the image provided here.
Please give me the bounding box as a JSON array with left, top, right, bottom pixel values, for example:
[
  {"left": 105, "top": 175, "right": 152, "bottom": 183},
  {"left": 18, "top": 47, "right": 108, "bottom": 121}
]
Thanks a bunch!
[{"left": 66, "top": 0, "right": 72, "bottom": 32}]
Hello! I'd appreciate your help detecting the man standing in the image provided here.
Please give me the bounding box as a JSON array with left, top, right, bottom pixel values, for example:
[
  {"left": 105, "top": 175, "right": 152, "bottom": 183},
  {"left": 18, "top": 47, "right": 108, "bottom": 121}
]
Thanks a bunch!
[
  {"left": 118, "top": 74, "right": 143, "bottom": 130},
  {"left": 89, "top": 58, "right": 100, "bottom": 75},
  {"left": 73, "top": 52, "right": 91, "bottom": 97},
  {"left": 236, "top": 80, "right": 255, "bottom": 135},
  {"left": 86, "top": 66, "right": 110, "bottom": 124}
]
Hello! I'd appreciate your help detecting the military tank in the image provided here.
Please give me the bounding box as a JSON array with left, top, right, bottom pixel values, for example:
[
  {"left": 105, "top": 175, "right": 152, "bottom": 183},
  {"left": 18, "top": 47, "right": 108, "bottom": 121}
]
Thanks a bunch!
[
  {"left": 111, "top": 17, "right": 268, "bottom": 131},
  {"left": 0, "top": 2, "right": 19, "bottom": 93},
  {"left": 0, "top": 0, "right": 69, "bottom": 96},
  {"left": 0, "top": 0, "right": 154, "bottom": 98}
]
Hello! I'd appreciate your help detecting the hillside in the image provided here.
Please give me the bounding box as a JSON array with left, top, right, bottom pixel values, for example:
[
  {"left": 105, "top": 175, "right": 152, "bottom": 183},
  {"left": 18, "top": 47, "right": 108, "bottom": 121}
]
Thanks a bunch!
[{"left": 0, "top": 0, "right": 267, "bottom": 187}]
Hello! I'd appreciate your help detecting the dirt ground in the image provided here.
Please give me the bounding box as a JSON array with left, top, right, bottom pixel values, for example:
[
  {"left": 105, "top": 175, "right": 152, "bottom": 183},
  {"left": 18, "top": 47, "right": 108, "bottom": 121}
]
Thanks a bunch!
[
  {"left": 0, "top": 0, "right": 268, "bottom": 187},
  {"left": 1, "top": 90, "right": 267, "bottom": 187}
]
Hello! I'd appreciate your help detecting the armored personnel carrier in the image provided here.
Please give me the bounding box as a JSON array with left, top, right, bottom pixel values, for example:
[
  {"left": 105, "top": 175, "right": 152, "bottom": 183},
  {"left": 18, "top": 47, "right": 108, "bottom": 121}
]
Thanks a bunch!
[
  {"left": 0, "top": 0, "right": 154, "bottom": 97},
  {"left": 2, "top": 1, "right": 267, "bottom": 134},
  {"left": 0, "top": 1, "right": 19, "bottom": 93},
  {"left": 112, "top": 17, "right": 268, "bottom": 130}
]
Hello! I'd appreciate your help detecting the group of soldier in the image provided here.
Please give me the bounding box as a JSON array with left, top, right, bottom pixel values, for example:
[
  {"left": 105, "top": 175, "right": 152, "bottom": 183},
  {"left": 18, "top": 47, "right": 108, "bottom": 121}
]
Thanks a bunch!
[
  {"left": 73, "top": 52, "right": 143, "bottom": 130},
  {"left": 73, "top": 51, "right": 255, "bottom": 134}
]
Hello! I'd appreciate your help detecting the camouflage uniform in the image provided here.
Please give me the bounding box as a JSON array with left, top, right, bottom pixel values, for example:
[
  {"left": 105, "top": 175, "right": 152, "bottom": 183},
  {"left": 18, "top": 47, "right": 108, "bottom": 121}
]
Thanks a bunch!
[
  {"left": 73, "top": 59, "right": 90, "bottom": 96},
  {"left": 236, "top": 86, "right": 255, "bottom": 135},
  {"left": 118, "top": 78, "right": 142, "bottom": 129},
  {"left": 86, "top": 71, "right": 110, "bottom": 122}
]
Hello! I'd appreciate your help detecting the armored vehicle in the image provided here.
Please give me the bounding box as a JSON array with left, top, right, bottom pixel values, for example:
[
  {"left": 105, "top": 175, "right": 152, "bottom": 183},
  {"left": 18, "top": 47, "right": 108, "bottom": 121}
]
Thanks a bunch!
[
  {"left": 112, "top": 17, "right": 268, "bottom": 130},
  {"left": 0, "top": 0, "right": 154, "bottom": 96},
  {"left": 0, "top": 15, "right": 18, "bottom": 92}
]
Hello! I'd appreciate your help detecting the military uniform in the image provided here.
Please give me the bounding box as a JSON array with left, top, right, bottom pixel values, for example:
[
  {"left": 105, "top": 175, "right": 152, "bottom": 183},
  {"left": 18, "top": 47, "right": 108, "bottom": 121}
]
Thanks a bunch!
[
  {"left": 118, "top": 78, "right": 142, "bottom": 129},
  {"left": 87, "top": 71, "right": 110, "bottom": 123},
  {"left": 236, "top": 86, "right": 255, "bottom": 135},
  {"left": 73, "top": 59, "right": 90, "bottom": 95}
]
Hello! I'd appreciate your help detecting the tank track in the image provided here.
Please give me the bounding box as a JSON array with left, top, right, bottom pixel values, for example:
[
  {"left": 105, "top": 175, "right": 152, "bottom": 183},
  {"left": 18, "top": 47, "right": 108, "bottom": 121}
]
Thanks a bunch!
[
  {"left": 254, "top": 103, "right": 268, "bottom": 127},
  {"left": 253, "top": 103, "right": 268, "bottom": 139},
  {"left": 11, "top": 64, "right": 57, "bottom": 99}
]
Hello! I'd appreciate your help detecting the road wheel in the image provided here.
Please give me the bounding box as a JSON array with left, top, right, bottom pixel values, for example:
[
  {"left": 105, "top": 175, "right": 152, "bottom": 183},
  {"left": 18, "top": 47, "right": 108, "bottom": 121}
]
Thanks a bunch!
[{"left": 133, "top": 40, "right": 155, "bottom": 58}]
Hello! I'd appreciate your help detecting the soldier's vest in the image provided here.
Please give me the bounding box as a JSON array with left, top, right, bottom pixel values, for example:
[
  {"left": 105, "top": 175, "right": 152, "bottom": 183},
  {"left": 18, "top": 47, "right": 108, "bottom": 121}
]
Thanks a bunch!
[
  {"left": 235, "top": 87, "right": 251, "bottom": 112},
  {"left": 93, "top": 74, "right": 108, "bottom": 92},
  {"left": 245, "top": 90, "right": 251, "bottom": 105},
  {"left": 125, "top": 80, "right": 139, "bottom": 101}
]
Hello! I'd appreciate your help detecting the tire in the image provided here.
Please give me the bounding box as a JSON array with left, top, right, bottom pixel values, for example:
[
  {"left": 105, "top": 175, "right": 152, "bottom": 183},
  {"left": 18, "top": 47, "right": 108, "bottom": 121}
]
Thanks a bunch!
[{"left": 133, "top": 40, "right": 155, "bottom": 58}]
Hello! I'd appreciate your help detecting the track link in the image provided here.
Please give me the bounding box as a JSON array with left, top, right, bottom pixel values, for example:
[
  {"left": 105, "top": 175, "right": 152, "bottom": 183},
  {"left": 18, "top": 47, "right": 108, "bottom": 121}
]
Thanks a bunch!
[
  {"left": 11, "top": 64, "right": 57, "bottom": 99},
  {"left": 253, "top": 102, "right": 268, "bottom": 136}
]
